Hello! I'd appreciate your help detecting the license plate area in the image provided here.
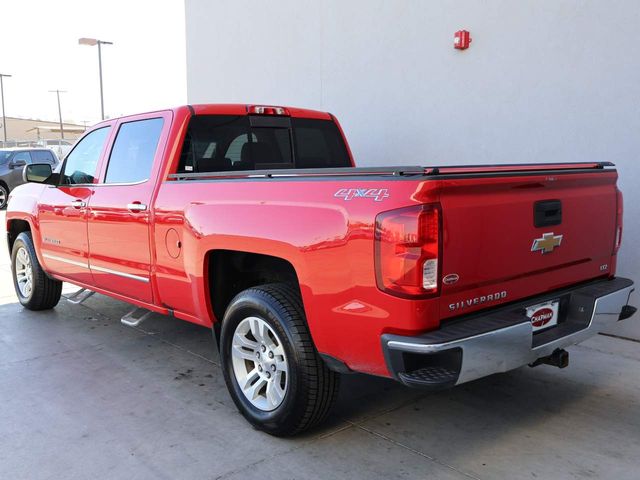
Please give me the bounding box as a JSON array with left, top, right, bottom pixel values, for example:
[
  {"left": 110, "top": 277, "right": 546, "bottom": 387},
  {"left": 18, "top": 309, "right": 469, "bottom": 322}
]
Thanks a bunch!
[{"left": 526, "top": 300, "right": 559, "bottom": 332}]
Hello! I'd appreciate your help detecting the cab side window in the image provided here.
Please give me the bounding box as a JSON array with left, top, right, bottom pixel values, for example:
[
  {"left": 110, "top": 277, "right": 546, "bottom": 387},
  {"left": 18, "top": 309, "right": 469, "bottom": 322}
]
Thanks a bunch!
[
  {"left": 104, "top": 118, "right": 164, "bottom": 184},
  {"left": 61, "top": 127, "right": 111, "bottom": 185}
]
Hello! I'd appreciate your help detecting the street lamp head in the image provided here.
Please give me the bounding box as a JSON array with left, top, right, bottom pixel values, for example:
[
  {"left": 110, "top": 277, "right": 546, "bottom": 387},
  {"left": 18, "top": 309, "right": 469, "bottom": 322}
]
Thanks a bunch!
[
  {"left": 79, "top": 38, "right": 113, "bottom": 46},
  {"left": 79, "top": 37, "right": 98, "bottom": 46}
]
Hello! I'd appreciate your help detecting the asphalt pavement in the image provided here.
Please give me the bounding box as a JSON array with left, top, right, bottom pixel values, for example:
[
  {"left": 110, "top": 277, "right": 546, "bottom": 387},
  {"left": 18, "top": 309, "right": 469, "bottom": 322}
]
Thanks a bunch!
[{"left": 1, "top": 210, "right": 639, "bottom": 479}]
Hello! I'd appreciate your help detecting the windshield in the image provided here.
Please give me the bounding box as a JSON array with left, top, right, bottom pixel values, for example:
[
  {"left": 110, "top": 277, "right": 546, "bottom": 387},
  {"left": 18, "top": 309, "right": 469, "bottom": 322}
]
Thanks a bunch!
[
  {"left": 0, "top": 150, "right": 12, "bottom": 164},
  {"left": 178, "top": 115, "right": 351, "bottom": 173}
]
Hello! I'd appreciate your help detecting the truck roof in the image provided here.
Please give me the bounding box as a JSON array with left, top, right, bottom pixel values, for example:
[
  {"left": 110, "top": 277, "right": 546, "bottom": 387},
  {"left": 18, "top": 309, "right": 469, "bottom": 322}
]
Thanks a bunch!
[
  {"left": 189, "top": 104, "right": 332, "bottom": 120},
  {"left": 94, "top": 104, "right": 333, "bottom": 128}
]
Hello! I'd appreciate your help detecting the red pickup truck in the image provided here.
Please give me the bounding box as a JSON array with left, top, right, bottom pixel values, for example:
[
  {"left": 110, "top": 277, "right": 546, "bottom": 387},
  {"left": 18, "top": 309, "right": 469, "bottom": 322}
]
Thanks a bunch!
[{"left": 6, "top": 104, "right": 636, "bottom": 436}]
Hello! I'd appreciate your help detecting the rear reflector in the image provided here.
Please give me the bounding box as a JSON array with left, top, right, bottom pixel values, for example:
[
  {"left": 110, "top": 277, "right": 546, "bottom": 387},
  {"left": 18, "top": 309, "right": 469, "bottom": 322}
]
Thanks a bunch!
[
  {"left": 375, "top": 204, "right": 441, "bottom": 298},
  {"left": 423, "top": 259, "right": 438, "bottom": 290},
  {"left": 248, "top": 105, "right": 290, "bottom": 116}
]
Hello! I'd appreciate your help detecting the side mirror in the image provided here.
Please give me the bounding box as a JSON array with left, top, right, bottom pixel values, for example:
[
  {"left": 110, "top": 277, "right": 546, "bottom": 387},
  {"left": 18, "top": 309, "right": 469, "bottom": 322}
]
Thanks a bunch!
[
  {"left": 23, "top": 163, "right": 53, "bottom": 183},
  {"left": 9, "top": 159, "right": 27, "bottom": 169}
]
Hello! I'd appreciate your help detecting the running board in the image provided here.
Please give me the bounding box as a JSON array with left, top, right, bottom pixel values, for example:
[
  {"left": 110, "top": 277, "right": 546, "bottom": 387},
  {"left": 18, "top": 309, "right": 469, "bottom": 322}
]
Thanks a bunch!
[
  {"left": 121, "top": 307, "right": 154, "bottom": 327},
  {"left": 66, "top": 288, "right": 95, "bottom": 305}
]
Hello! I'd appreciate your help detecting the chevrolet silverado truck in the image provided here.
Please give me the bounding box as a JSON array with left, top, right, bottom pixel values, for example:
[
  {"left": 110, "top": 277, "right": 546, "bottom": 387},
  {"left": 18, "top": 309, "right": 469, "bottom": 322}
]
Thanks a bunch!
[{"left": 5, "top": 104, "right": 637, "bottom": 436}]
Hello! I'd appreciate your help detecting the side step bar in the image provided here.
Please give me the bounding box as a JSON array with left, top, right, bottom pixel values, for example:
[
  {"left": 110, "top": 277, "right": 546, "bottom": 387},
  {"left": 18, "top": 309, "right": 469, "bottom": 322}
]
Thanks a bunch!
[
  {"left": 121, "top": 307, "right": 154, "bottom": 327},
  {"left": 65, "top": 288, "right": 155, "bottom": 327},
  {"left": 66, "top": 288, "right": 95, "bottom": 305}
]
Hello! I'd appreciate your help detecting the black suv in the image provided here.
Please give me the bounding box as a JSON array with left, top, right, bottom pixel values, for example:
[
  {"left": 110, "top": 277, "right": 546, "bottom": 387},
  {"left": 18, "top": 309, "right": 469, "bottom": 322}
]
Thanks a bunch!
[{"left": 0, "top": 148, "right": 58, "bottom": 209}]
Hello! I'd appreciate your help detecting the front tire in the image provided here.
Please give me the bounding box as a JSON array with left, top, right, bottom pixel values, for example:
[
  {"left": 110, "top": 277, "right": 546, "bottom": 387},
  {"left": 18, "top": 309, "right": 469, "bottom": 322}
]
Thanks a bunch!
[
  {"left": 11, "top": 232, "right": 62, "bottom": 310},
  {"left": 220, "top": 283, "right": 339, "bottom": 436}
]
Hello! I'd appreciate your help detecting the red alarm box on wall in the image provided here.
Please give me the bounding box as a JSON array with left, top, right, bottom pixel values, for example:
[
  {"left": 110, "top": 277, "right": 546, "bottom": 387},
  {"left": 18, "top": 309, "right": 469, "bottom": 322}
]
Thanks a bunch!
[{"left": 454, "top": 30, "right": 471, "bottom": 50}]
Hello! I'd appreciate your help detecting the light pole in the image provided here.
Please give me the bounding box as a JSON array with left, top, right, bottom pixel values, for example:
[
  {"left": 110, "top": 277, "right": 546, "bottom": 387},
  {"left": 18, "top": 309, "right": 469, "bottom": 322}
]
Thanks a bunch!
[
  {"left": 48, "top": 90, "right": 67, "bottom": 140},
  {"left": 79, "top": 38, "right": 113, "bottom": 120},
  {"left": 0, "top": 73, "right": 11, "bottom": 144}
]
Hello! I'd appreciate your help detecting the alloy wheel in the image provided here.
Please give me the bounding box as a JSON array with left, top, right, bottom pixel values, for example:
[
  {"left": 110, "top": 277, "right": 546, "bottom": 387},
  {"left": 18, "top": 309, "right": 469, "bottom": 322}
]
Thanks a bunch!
[
  {"left": 15, "top": 246, "right": 33, "bottom": 298},
  {"left": 231, "top": 316, "right": 289, "bottom": 411}
]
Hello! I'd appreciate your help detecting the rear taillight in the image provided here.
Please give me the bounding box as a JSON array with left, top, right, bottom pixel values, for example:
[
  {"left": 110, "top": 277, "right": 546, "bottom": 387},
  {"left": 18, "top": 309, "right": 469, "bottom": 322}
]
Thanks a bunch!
[
  {"left": 247, "top": 105, "right": 290, "bottom": 116},
  {"left": 614, "top": 188, "right": 623, "bottom": 254},
  {"left": 375, "top": 204, "right": 441, "bottom": 298}
]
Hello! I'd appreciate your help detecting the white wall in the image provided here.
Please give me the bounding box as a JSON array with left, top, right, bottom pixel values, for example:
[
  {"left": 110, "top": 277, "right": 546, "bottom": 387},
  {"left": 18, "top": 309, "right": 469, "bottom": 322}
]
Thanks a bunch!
[{"left": 186, "top": 0, "right": 639, "bottom": 336}]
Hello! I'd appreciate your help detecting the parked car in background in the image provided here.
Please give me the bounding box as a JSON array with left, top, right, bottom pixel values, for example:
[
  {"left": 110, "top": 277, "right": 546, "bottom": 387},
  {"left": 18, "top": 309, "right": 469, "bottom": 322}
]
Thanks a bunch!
[
  {"left": 39, "top": 139, "right": 74, "bottom": 161},
  {"left": 0, "top": 148, "right": 58, "bottom": 209}
]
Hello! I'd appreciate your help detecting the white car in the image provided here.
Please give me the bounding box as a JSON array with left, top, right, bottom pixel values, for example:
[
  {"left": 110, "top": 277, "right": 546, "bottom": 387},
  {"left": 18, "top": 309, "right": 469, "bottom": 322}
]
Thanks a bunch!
[{"left": 40, "top": 139, "right": 74, "bottom": 161}]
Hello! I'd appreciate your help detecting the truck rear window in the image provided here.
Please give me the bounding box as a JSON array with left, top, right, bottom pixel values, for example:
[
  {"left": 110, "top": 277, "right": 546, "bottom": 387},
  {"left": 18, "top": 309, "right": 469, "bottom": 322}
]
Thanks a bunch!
[{"left": 178, "top": 115, "right": 351, "bottom": 173}]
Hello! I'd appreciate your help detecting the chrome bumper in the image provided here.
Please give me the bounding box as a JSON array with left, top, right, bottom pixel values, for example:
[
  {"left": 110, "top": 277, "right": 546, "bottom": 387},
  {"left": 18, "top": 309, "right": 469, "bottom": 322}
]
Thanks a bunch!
[{"left": 382, "top": 278, "right": 635, "bottom": 389}]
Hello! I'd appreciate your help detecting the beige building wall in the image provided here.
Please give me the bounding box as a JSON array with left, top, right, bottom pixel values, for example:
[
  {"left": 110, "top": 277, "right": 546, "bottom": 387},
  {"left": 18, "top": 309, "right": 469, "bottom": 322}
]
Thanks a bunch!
[{"left": 1, "top": 116, "right": 85, "bottom": 144}]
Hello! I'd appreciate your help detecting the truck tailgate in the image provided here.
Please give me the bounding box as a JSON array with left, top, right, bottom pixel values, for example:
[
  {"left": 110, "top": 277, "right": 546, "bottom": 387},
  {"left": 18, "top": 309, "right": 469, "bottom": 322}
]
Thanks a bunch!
[{"left": 438, "top": 166, "right": 619, "bottom": 319}]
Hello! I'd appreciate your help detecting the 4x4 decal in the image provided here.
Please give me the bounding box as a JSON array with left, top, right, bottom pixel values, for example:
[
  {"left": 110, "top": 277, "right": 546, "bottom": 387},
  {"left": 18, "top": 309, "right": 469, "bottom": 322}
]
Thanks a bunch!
[{"left": 334, "top": 188, "right": 390, "bottom": 202}]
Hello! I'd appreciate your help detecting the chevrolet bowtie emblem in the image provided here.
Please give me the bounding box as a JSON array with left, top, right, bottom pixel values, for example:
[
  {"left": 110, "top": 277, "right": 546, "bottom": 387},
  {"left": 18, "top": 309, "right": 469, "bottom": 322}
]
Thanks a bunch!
[{"left": 531, "top": 232, "right": 563, "bottom": 254}]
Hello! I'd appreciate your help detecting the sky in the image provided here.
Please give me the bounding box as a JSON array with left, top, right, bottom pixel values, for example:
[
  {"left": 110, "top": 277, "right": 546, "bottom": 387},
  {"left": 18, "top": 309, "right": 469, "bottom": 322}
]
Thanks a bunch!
[{"left": 0, "top": 0, "right": 186, "bottom": 126}]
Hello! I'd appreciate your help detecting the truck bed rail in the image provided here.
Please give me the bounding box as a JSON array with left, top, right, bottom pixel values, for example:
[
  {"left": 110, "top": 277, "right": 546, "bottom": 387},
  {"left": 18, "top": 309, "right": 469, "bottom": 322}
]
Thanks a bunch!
[
  {"left": 168, "top": 166, "right": 428, "bottom": 181},
  {"left": 167, "top": 162, "right": 614, "bottom": 181}
]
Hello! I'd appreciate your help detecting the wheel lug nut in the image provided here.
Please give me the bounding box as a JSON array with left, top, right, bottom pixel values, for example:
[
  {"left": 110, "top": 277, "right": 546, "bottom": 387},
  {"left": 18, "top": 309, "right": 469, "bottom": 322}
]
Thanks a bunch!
[
  {"left": 261, "top": 345, "right": 266, "bottom": 352},
  {"left": 270, "top": 364, "right": 276, "bottom": 372},
  {"left": 265, "top": 372, "right": 271, "bottom": 379},
  {"left": 258, "top": 364, "right": 263, "bottom": 372},
  {"left": 268, "top": 351, "right": 274, "bottom": 359},
  {"left": 256, "top": 352, "right": 260, "bottom": 359}
]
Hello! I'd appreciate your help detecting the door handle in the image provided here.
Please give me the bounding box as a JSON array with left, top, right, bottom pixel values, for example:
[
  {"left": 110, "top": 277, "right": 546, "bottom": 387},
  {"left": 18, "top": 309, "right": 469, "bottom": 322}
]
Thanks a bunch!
[
  {"left": 71, "top": 200, "right": 86, "bottom": 209},
  {"left": 127, "top": 202, "right": 147, "bottom": 212}
]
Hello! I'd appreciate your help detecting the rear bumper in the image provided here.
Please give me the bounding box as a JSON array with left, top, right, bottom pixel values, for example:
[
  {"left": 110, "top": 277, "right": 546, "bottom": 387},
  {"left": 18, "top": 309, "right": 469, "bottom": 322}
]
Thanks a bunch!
[{"left": 382, "top": 277, "right": 636, "bottom": 389}]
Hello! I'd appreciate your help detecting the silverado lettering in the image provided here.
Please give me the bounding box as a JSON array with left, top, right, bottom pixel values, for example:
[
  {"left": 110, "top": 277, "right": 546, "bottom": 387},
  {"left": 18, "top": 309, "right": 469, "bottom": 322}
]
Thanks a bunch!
[
  {"left": 448, "top": 291, "right": 508, "bottom": 311},
  {"left": 5, "top": 103, "right": 636, "bottom": 436}
]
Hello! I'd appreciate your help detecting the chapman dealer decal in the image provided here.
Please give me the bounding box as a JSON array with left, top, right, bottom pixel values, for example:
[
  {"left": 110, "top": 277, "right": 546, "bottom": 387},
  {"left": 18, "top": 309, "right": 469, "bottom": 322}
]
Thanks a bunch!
[
  {"left": 334, "top": 188, "right": 390, "bottom": 202},
  {"left": 530, "top": 307, "right": 554, "bottom": 328}
]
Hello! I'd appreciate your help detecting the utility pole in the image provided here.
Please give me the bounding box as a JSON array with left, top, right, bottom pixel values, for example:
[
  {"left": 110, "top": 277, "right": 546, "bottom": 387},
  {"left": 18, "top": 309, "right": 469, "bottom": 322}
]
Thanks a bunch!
[
  {"left": 0, "top": 73, "right": 11, "bottom": 144},
  {"left": 48, "top": 90, "right": 67, "bottom": 140},
  {"left": 98, "top": 41, "right": 105, "bottom": 120}
]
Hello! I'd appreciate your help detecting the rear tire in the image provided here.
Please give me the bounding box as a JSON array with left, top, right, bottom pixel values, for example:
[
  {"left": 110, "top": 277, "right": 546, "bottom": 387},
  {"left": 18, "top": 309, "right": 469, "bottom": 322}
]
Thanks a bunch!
[
  {"left": 220, "top": 283, "right": 340, "bottom": 436},
  {"left": 11, "top": 232, "right": 62, "bottom": 310}
]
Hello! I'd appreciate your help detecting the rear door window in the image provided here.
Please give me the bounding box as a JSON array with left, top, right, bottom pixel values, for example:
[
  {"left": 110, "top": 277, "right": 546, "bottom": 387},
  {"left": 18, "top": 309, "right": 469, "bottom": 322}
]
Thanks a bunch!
[
  {"left": 291, "top": 118, "right": 349, "bottom": 168},
  {"left": 104, "top": 118, "right": 164, "bottom": 184},
  {"left": 225, "top": 133, "right": 257, "bottom": 165},
  {"left": 178, "top": 115, "right": 350, "bottom": 173}
]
